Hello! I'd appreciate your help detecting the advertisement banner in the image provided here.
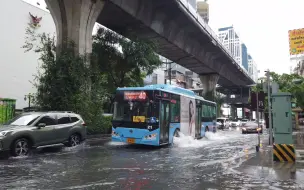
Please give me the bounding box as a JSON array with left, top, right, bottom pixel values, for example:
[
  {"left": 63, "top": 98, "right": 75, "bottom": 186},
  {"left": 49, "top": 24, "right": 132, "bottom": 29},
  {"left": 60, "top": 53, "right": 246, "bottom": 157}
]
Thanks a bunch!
[
  {"left": 180, "top": 96, "right": 196, "bottom": 137},
  {"left": 289, "top": 28, "right": 304, "bottom": 55}
]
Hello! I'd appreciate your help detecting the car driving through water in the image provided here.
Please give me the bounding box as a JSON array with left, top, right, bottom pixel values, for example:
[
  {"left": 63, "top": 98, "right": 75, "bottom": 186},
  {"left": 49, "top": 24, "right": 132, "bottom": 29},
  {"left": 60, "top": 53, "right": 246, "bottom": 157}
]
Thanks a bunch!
[
  {"left": 229, "top": 119, "right": 241, "bottom": 127},
  {"left": 0, "top": 111, "right": 86, "bottom": 157},
  {"left": 216, "top": 117, "right": 230, "bottom": 130},
  {"left": 241, "top": 121, "right": 263, "bottom": 134}
]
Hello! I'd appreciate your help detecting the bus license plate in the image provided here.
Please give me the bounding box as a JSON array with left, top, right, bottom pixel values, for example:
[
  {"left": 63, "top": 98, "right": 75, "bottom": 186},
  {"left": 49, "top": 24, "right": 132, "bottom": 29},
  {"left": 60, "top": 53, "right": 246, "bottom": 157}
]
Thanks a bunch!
[{"left": 127, "top": 138, "right": 135, "bottom": 144}]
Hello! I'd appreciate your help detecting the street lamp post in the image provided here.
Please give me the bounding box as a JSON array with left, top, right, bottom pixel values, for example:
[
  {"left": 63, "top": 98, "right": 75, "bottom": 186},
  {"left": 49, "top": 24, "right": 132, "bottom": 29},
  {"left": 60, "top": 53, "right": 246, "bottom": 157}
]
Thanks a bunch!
[
  {"left": 265, "top": 69, "right": 273, "bottom": 145},
  {"left": 24, "top": 93, "right": 34, "bottom": 109},
  {"left": 256, "top": 88, "right": 261, "bottom": 150}
]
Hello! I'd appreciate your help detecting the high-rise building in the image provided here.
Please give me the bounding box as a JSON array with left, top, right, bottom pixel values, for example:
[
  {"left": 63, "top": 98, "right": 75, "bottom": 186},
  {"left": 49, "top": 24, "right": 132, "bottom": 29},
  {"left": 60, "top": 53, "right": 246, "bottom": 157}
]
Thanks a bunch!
[
  {"left": 241, "top": 44, "right": 248, "bottom": 71},
  {"left": 218, "top": 26, "right": 249, "bottom": 72},
  {"left": 293, "top": 60, "right": 304, "bottom": 77},
  {"left": 188, "top": 0, "right": 197, "bottom": 10},
  {"left": 248, "top": 54, "right": 258, "bottom": 82},
  {"left": 197, "top": 1, "right": 209, "bottom": 24},
  {"left": 218, "top": 26, "right": 241, "bottom": 65}
]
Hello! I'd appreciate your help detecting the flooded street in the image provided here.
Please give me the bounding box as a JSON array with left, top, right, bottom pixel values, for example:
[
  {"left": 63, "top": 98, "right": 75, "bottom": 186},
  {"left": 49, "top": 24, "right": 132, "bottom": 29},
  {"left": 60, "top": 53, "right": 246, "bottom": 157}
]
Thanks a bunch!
[{"left": 0, "top": 130, "right": 302, "bottom": 189}]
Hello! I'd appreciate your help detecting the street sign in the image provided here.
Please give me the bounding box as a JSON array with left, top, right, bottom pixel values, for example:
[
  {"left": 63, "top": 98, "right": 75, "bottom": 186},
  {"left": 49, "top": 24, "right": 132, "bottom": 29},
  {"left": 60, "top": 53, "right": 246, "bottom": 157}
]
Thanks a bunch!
[{"left": 250, "top": 91, "right": 265, "bottom": 110}]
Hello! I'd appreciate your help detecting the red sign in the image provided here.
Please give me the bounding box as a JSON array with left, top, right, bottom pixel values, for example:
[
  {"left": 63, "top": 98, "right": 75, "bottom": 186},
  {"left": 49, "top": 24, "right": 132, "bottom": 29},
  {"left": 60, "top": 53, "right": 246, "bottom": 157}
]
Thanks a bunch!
[{"left": 124, "top": 91, "right": 147, "bottom": 101}]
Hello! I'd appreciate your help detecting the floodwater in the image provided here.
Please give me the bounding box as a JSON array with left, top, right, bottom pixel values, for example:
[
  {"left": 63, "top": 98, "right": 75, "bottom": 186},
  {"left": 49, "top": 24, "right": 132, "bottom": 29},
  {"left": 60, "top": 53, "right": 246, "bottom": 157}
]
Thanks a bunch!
[{"left": 0, "top": 129, "right": 303, "bottom": 189}]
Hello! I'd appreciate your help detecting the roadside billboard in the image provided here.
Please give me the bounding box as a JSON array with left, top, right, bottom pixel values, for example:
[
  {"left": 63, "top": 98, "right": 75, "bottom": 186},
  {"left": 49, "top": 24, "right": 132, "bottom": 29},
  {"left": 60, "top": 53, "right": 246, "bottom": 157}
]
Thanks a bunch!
[{"left": 289, "top": 28, "right": 304, "bottom": 55}]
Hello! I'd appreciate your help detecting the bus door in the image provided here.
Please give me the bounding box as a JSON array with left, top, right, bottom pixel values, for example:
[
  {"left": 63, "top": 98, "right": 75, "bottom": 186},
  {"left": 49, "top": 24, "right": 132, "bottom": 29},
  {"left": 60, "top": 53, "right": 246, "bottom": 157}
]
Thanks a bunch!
[
  {"left": 195, "top": 104, "right": 202, "bottom": 138},
  {"left": 159, "top": 100, "right": 170, "bottom": 144}
]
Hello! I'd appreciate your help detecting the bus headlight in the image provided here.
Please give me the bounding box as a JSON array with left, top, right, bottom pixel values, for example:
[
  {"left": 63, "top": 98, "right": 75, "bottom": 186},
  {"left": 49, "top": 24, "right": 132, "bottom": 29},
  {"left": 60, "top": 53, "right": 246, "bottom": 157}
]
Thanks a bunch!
[
  {"left": 144, "top": 133, "right": 157, "bottom": 140},
  {"left": 112, "top": 131, "right": 120, "bottom": 137}
]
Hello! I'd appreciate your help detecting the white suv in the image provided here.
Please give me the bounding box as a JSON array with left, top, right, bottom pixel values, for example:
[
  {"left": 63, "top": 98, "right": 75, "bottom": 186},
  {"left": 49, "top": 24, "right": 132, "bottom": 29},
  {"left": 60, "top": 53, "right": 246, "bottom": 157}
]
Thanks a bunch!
[{"left": 216, "top": 118, "right": 230, "bottom": 130}]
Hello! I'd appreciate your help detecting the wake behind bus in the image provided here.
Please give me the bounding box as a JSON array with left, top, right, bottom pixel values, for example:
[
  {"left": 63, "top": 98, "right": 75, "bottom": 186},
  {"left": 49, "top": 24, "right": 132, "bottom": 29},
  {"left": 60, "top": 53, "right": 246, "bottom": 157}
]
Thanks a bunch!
[{"left": 111, "top": 84, "right": 217, "bottom": 146}]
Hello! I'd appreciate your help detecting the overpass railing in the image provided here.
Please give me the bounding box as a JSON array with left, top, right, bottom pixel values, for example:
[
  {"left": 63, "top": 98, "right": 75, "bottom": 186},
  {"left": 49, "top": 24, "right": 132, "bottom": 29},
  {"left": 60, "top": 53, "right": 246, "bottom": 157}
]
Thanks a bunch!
[{"left": 177, "top": 0, "right": 251, "bottom": 79}]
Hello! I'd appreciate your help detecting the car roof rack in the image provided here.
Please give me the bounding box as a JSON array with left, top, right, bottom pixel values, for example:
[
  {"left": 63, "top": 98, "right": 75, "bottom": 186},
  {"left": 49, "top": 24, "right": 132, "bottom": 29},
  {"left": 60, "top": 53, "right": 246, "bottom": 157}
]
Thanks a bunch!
[{"left": 47, "top": 111, "right": 74, "bottom": 113}]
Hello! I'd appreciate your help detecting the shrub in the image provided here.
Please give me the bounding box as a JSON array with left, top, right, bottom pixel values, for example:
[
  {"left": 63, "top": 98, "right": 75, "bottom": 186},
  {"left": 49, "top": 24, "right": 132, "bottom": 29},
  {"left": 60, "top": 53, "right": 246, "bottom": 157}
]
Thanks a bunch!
[{"left": 86, "top": 115, "right": 112, "bottom": 135}]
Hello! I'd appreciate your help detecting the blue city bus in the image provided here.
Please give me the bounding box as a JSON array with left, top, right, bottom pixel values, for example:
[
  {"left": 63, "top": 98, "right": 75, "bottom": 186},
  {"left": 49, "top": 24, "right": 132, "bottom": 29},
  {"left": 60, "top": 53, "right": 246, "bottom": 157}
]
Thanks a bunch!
[{"left": 111, "top": 84, "right": 217, "bottom": 146}]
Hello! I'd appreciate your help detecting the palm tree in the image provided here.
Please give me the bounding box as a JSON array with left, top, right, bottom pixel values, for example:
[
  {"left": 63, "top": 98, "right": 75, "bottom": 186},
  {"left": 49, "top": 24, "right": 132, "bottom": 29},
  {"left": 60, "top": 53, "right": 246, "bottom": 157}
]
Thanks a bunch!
[{"left": 214, "top": 92, "right": 225, "bottom": 117}]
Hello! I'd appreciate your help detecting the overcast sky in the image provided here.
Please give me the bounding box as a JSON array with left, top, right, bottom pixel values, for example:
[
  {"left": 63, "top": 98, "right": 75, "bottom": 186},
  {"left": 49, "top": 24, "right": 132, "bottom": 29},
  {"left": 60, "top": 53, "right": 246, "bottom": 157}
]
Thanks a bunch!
[
  {"left": 206, "top": 0, "right": 304, "bottom": 76},
  {"left": 27, "top": 0, "right": 303, "bottom": 76}
]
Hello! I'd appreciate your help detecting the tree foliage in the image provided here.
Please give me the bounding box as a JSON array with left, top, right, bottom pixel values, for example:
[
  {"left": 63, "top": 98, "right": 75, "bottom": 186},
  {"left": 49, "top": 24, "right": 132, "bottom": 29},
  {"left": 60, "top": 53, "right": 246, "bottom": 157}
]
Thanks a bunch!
[
  {"left": 214, "top": 92, "right": 225, "bottom": 117},
  {"left": 91, "top": 27, "right": 162, "bottom": 111},
  {"left": 23, "top": 26, "right": 107, "bottom": 132},
  {"left": 253, "top": 72, "right": 304, "bottom": 110},
  {"left": 22, "top": 25, "right": 162, "bottom": 132}
]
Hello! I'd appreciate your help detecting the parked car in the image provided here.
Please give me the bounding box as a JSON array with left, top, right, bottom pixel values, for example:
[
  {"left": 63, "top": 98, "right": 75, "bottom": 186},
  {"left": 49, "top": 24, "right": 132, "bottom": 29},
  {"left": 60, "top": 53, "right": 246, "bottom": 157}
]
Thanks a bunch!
[
  {"left": 241, "top": 121, "right": 263, "bottom": 134},
  {"left": 0, "top": 111, "right": 86, "bottom": 157},
  {"left": 230, "top": 119, "right": 241, "bottom": 127},
  {"left": 240, "top": 119, "right": 249, "bottom": 126},
  {"left": 216, "top": 118, "right": 230, "bottom": 130}
]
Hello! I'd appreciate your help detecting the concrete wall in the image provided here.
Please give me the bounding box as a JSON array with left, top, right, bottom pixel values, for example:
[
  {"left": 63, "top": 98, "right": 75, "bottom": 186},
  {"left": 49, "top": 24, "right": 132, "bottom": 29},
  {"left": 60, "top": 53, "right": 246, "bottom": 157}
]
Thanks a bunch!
[{"left": 0, "top": 0, "right": 56, "bottom": 109}]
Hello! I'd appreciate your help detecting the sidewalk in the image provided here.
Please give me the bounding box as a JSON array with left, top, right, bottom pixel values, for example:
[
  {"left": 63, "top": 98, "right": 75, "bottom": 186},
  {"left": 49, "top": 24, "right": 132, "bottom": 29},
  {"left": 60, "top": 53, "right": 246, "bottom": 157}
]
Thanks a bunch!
[
  {"left": 236, "top": 129, "right": 304, "bottom": 182},
  {"left": 236, "top": 144, "right": 304, "bottom": 182}
]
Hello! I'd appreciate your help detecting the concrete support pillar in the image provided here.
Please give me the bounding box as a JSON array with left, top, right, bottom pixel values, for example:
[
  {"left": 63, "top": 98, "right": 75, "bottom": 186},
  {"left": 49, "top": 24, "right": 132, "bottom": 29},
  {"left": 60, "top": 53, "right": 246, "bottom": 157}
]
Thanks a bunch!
[
  {"left": 45, "top": 0, "right": 105, "bottom": 55},
  {"left": 230, "top": 105, "right": 236, "bottom": 119},
  {"left": 200, "top": 74, "right": 219, "bottom": 101}
]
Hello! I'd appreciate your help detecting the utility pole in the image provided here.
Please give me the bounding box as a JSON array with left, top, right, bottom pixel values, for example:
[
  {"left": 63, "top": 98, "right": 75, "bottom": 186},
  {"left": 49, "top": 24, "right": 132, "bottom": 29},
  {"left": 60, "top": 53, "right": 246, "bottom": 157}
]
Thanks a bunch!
[
  {"left": 256, "top": 89, "right": 260, "bottom": 150},
  {"left": 169, "top": 60, "right": 172, "bottom": 85},
  {"left": 266, "top": 69, "right": 273, "bottom": 145},
  {"left": 24, "top": 93, "right": 34, "bottom": 110}
]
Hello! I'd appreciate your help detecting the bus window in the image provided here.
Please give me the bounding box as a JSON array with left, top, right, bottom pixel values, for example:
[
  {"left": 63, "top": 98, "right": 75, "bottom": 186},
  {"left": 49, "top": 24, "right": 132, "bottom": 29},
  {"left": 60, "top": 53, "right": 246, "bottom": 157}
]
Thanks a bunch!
[
  {"left": 113, "top": 101, "right": 151, "bottom": 122},
  {"left": 171, "top": 99, "right": 180, "bottom": 122},
  {"left": 113, "top": 90, "right": 155, "bottom": 122}
]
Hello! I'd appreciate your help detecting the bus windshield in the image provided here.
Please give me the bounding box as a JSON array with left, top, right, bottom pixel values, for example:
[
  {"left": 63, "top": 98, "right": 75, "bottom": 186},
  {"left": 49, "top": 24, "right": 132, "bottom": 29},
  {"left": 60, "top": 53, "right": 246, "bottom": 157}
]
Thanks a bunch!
[
  {"left": 113, "top": 90, "right": 155, "bottom": 123},
  {"left": 113, "top": 101, "right": 151, "bottom": 122}
]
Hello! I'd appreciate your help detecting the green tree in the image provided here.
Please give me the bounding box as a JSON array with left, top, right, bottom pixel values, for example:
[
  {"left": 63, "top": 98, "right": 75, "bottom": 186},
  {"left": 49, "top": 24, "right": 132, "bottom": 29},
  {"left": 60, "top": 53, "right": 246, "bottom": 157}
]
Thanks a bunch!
[
  {"left": 252, "top": 72, "right": 304, "bottom": 111},
  {"left": 92, "top": 27, "right": 162, "bottom": 112},
  {"left": 214, "top": 92, "right": 225, "bottom": 117},
  {"left": 23, "top": 26, "right": 109, "bottom": 133}
]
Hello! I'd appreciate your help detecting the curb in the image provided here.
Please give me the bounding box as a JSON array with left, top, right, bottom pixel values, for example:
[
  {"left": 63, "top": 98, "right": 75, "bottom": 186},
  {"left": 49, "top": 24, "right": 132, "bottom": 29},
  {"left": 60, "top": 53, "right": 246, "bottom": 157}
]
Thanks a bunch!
[{"left": 87, "top": 134, "right": 111, "bottom": 139}]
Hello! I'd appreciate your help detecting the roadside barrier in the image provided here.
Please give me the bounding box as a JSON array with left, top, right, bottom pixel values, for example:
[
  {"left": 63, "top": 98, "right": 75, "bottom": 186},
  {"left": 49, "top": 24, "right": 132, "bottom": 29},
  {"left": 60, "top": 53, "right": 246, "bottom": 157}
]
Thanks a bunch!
[{"left": 273, "top": 144, "right": 296, "bottom": 162}]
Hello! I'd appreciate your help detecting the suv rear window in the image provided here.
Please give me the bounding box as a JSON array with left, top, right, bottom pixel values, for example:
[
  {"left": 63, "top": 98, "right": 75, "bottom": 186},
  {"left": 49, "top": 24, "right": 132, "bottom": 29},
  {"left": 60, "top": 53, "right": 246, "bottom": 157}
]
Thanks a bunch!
[
  {"left": 71, "top": 116, "right": 80, "bottom": 122},
  {"left": 58, "top": 116, "right": 71, "bottom": 124}
]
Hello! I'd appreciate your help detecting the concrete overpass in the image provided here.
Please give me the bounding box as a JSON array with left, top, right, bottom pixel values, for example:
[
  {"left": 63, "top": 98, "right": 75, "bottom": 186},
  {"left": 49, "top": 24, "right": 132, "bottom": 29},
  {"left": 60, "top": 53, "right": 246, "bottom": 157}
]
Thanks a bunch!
[{"left": 45, "top": 0, "right": 255, "bottom": 95}]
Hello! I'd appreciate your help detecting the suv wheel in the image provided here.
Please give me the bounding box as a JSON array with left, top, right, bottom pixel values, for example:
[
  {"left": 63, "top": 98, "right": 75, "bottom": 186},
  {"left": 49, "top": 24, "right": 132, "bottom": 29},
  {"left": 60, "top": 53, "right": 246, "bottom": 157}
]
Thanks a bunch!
[
  {"left": 11, "top": 138, "right": 30, "bottom": 157},
  {"left": 68, "top": 134, "right": 81, "bottom": 147}
]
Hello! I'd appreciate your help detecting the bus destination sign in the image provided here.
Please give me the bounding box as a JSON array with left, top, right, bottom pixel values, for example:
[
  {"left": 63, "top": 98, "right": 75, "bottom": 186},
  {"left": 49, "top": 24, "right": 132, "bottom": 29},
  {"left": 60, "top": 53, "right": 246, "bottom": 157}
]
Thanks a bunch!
[{"left": 124, "top": 91, "right": 147, "bottom": 101}]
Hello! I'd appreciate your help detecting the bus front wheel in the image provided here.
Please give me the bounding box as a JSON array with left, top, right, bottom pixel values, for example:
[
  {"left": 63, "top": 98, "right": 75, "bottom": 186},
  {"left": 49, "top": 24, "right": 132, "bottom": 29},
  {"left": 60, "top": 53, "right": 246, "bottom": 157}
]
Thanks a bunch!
[
  {"left": 174, "top": 129, "right": 180, "bottom": 137},
  {"left": 205, "top": 126, "right": 209, "bottom": 132}
]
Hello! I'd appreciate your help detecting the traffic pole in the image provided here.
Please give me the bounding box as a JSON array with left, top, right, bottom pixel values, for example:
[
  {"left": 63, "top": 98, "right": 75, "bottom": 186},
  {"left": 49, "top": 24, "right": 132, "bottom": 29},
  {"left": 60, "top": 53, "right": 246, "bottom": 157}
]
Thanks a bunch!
[
  {"left": 256, "top": 90, "right": 260, "bottom": 152},
  {"left": 267, "top": 69, "right": 273, "bottom": 145}
]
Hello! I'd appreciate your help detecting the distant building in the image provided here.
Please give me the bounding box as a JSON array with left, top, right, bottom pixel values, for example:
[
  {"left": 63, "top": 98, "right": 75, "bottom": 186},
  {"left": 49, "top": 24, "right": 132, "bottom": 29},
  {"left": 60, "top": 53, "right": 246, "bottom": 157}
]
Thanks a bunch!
[
  {"left": 0, "top": 0, "right": 56, "bottom": 109},
  {"left": 293, "top": 60, "right": 304, "bottom": 77},
  {"left": 217, "top": 26, "right": 249, "bottom": 72},
  {"left": 241, "top": 44, "right": 248, "bottom": 71},
  {"left": 218, "top": 26, "right": 241, "bottom": 65},
  {"left": 188, "top": 0, "right": 197, "bottom": 10},
  {"left": 144, "top": 56, "right": 202, "bottom": 89},
  {"left": 248, "top": 54, "right": 258, "bottom": 82},
  {"left": 197, "top": 1, "right": 209, "bottom": 24}
]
